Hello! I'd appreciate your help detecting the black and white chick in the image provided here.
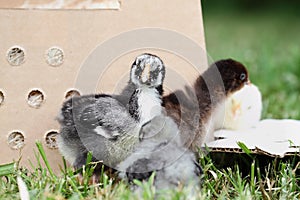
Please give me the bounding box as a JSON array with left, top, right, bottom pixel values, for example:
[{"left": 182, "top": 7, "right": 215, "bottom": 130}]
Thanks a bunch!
[
  {"left": 117, "top": 114, "right": 202, "bottom": 190},
  {"left": 57, "top": 53, "right": 165, "bottom": 170},
  {"left": 128, "top": 53, "right": 165, "bottom": 124},
  {"left": 163, "top": 59, "right": 250, "bottom": 151}
]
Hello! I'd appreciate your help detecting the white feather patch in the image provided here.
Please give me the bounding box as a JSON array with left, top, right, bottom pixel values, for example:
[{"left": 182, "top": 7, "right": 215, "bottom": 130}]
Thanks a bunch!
[
  {"left": 57, "top": 136, "right": 77, "bottom": 165},
  {"left": 224, "top": 84, "right": 262, "bottom": 130},
  {"left": 137, "top": 87, "right": 162, "bottom": 125},
  {"left": 156, "top": 72, "right": 163, "bottom": 86},
  {"left": 130, "top": 65, "right": 138, "bottom": 85},
  {"left": 94, "top": 126, "right": 120, "bottom": 139}
]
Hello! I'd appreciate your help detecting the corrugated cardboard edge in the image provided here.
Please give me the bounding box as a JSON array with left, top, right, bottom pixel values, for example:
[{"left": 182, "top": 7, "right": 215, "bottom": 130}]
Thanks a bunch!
[{"left": 209, "top": 146, "right": 300, "bottom": 158}]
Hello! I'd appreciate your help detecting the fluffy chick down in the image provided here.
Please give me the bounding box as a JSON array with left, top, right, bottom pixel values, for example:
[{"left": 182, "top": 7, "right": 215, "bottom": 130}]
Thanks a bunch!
[{"left": 117, "top": 114, "right": 201, "bottom": 190}]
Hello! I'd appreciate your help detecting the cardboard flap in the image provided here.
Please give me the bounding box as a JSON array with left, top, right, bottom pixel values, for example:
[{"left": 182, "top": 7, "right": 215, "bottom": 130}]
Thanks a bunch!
[{"left": 208, "top": 119, "right": 300, "bottom": 157}]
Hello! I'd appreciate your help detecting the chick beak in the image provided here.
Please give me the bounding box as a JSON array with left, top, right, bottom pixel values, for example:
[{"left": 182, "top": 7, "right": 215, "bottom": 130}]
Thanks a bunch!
[
  {"left": 141, "top": 63, "right": 151, "bottom": 84},
  {"left": 245, "top": 79, "right": 251, "bottom": 85}
]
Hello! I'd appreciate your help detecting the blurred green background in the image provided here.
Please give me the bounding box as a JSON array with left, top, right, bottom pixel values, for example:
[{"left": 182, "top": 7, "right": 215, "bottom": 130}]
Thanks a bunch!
[{"left": 202, "top": 0, "right": 300, "bottom": 119}]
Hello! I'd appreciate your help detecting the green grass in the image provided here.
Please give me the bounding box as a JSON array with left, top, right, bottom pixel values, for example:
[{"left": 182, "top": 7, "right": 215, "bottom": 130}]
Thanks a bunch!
[
  {"left": 1, "top": 1, "right": 300, "bottom": 199},
  {"left": 0, "top": 142, "right": 299, "bottom": 199},
  {"left": 202, "top": 0, "right": 300, "bottom": 120}
]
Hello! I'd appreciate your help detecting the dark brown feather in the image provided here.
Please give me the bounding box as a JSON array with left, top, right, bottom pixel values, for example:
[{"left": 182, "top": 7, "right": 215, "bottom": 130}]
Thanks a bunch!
[{"left": 163, "top": 59, "right": 249, "bottom": 151}]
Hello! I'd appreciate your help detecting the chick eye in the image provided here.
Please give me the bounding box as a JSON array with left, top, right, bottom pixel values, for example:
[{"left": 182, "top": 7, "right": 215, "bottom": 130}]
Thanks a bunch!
[{"left": 240, "top": 73, "right": 246, "bottom": 81}]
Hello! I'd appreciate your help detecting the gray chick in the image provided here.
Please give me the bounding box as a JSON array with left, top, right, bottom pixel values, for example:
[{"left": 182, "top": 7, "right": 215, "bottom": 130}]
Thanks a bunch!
[
  {"left": 117, "top": 114, "right": 202, "bottom": 190},
  {"left": 57, "top": 53, "right": 165, "bottom": 170}
]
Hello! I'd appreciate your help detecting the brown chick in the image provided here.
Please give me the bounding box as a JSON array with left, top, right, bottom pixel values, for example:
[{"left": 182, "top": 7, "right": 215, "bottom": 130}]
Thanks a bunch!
[{"left": 162, "top": 59, "right": 249, "bottom": 151}]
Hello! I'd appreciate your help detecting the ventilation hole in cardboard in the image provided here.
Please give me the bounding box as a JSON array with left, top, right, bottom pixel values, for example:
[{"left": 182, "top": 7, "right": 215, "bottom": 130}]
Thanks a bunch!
[
  {"left": 45, "top": 47, "right": 64, "bottom": 66},
  {"left": 27, "top": 90, "right": 44, "bottom": 108},
  {"left": 8, "top": 131, "right": 25, "bottom": 150},
  {"left": 45, "top": 131, "right": 58, "bottom": 149},
  {"left": 65, "top": 89, "right": 81, "bottom": 99},
  {"left": 0, "top": 90, "right": 4, "bottom": 106},
  {"left": 6, "top": 46, "right": 25, "bottom": 66}
]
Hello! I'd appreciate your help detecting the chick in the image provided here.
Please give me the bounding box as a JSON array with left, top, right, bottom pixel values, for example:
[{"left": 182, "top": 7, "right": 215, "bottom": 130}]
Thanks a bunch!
[
  {"left": 223, "top": 84, "right": 262, "bottom": 130},
  {"left": 57, "top": 53, "right": 165, "bottom": 170},
  {"left": 58, "top": 95, "right": 142, "bottom": 168},
  {"left": 128, "top": 53, "right": 165, "bottom": 124},
  {"left": 117, "top": 114, "right": 201, "bottom": 190},
  {"left": 163, "top": 59, "right": 250, "bottom": 151}
]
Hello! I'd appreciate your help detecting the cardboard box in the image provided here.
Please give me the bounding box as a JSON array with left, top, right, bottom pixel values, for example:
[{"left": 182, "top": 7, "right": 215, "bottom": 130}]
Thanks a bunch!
[
  {"left": 0, "top": 0, "right": 207, "bottom": 172},
  {"left": 0, "top": 0, "right": 120, "bottom": 9}
]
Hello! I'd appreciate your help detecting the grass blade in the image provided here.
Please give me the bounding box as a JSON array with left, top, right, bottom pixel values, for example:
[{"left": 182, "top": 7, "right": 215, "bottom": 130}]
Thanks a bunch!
[
  {"left": 237, "top": 141, "right": 253, "bottom": 159},
  {"left": 250, "top": 161, "right": 256, "bottom": 196},
  {"left": 0, "top": 162, "right": 16, "bottom": 176},
  {"left": 35, "top": 141, "right": 55, "bottom": 179},
  {"left": 67, "top": 177, "right": 84, "bottom": 199}
]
